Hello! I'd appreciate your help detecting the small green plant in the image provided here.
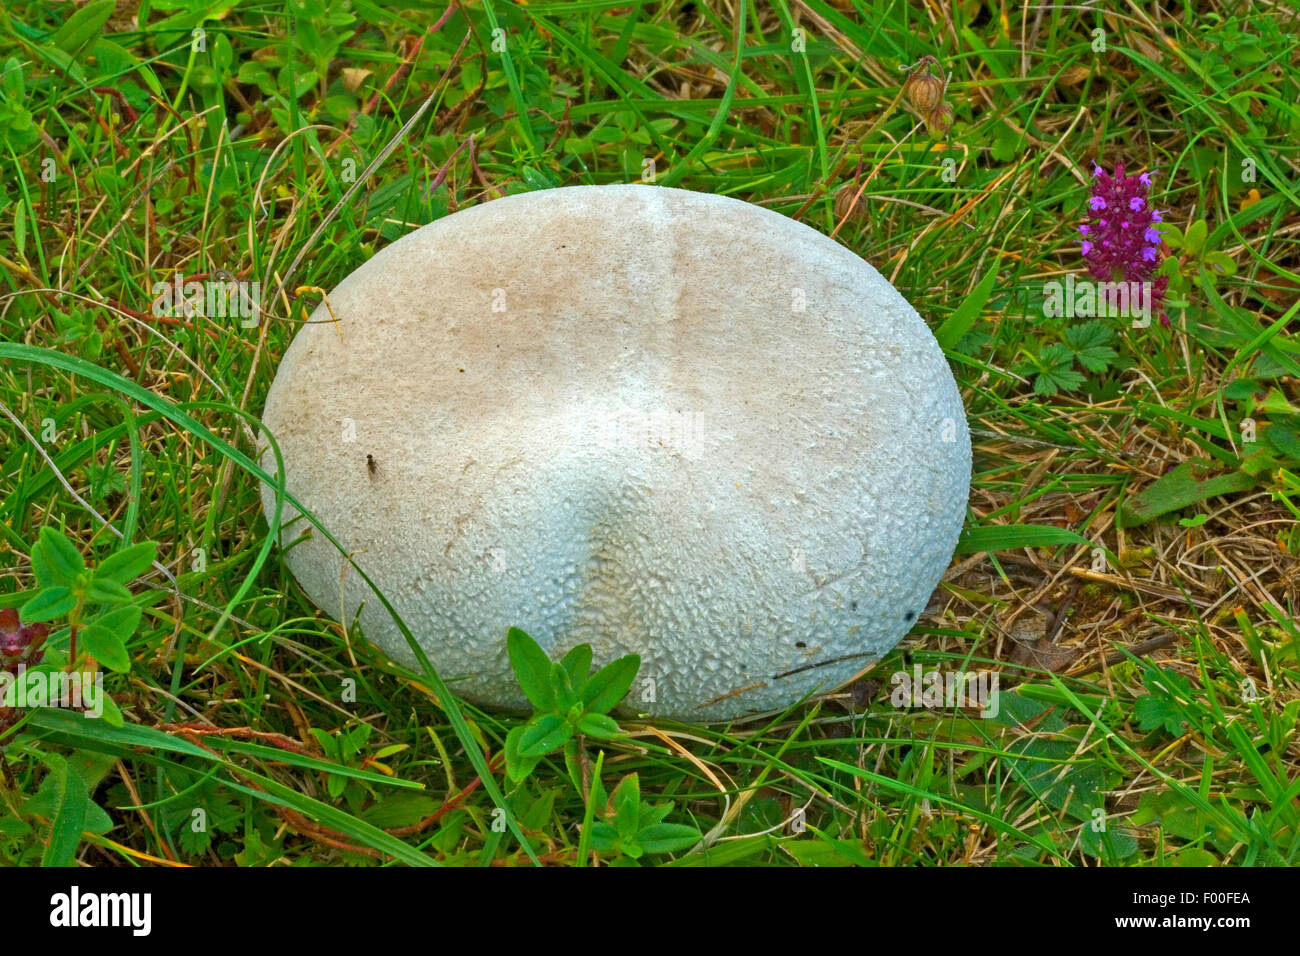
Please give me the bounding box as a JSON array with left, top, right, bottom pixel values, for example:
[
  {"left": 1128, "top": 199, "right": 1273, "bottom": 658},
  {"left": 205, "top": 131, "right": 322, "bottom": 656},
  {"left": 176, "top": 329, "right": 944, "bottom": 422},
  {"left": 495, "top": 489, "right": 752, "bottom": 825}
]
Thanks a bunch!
[
  {"left": 20, "top": 527, "right": 156, "bottom": 708},
  {"left": 1227, "top": 379, "right": 1300, "bottom": 474},
  {"left": 1157, "top": 218, "right": 1237, "bottom": 300},
  {"left": 153, "top": 768, "right": 243, "bottom": 857},
  {"left": 1200, "top": 15, "right": 1282, "bottom": 96},
  {"left": 0, "top": 56, "right": 38, "bottom": 150},
  {"left": 47, "top": 306, "right": 104, "bottom": 362},
  {"left": 232, "top": 0, "right": 358, "bottom": 131},
  {"left": 83, "top": 458, "right": 126, "bottom": 503},
  {"left": 308, "top": 720, "right": 409, "bottom": 808},
  {"left": 1122, "top": 651, "right": 1300, "bottom": 866},
  {"left": 587, "top": 772, "right": 702, "bottom": 865},
  {"left": 9, "top": 752, "right": 116, "bottom": 866},
  {"left": 1019, "top": 319, "right": 1119, "bottom": 395},
  {"left": 503, "top": 627, "right": 639, "bottom": 783}
]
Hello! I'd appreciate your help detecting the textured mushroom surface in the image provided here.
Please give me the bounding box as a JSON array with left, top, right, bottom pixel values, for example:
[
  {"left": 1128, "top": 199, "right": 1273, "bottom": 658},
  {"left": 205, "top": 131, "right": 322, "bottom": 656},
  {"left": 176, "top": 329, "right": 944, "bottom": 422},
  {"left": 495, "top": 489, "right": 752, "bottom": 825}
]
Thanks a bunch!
[{"left": 258, "top": 184, "right": 971, "bottom": 720}]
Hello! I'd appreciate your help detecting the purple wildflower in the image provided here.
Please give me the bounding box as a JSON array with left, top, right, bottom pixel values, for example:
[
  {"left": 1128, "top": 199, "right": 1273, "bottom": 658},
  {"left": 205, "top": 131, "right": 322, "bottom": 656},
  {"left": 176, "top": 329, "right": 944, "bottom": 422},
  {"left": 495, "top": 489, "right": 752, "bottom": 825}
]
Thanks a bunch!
[
  {"left": 0, "top": 608, "right": 49, "bottom": 733},
  {"left": 1080, "top": 160, "right": 1170, "bottom": 326},
  {"left": 0, "top": 608, "right": 46, "bottom": 663}
]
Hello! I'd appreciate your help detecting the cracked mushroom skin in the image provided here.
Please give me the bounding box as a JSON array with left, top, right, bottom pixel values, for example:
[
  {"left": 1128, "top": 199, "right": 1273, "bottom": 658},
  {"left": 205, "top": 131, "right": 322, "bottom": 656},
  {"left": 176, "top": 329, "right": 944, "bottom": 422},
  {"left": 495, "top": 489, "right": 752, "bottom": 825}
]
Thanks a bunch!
[{"left": 258, "top": 184, "right": 971, "bottom": 720}]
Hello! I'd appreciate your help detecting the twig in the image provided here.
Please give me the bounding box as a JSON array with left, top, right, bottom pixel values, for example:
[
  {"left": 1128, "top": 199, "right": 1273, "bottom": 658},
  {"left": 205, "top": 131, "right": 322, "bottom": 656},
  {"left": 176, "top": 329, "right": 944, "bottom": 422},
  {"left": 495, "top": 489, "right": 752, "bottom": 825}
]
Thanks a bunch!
[{"left": 1071, "top": 633, "right": 1179, "bottom": 677}]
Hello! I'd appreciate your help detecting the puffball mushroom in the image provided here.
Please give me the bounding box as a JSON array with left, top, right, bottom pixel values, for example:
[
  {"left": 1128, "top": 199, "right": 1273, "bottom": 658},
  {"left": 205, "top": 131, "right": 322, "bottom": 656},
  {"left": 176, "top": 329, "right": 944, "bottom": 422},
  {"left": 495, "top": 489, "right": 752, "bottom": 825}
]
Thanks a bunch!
[{"left": 258, "top": 184, "right": 970, "bottom": 720}]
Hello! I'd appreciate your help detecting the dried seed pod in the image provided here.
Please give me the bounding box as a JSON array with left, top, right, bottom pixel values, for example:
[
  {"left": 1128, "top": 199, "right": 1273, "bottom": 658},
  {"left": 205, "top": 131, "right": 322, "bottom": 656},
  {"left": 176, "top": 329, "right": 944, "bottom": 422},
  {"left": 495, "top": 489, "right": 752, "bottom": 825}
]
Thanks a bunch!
[
  {"left": 834, "top": 182, "right": 865, "bottom": 221},
  {"left": 925, "top": 102, "right": 955, "bottom": 139},
  {"left": 904, "top": 67, "right": 946, "bottom": 115}
]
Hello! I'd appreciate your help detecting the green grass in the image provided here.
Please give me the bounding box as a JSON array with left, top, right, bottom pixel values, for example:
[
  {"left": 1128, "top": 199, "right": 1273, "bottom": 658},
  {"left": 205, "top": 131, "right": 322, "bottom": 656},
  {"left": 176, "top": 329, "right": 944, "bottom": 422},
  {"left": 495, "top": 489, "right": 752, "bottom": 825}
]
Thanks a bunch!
[{"left": 1, "top": 0, "right": 1299, "bottom": 866}]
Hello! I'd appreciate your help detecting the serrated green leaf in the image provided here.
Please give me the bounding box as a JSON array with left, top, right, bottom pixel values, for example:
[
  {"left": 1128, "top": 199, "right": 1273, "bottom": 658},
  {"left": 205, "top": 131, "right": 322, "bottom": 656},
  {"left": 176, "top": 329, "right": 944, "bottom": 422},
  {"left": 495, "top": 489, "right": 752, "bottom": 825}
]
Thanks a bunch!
[
  {"left": 1061, "top": 319, "right": 1113, "bottom": 349},
  {"left": 1134, "top": 693, "right": 1186, "bottom": 736},
  {"left": 1074, "top": 347, "right": 1116, "bottom": 374},
  {"left": 1033, "top": 365, "right": 1085, "bottom": 395},
  {"left": 1062, "top": 320, "right": 1117, "bottom": 373},
  {"left": 178, "top": 819, "right": 213, "bottom": 855},
  {"left": 1039, "top": 342, "right": 1073, "bottom": 364}
]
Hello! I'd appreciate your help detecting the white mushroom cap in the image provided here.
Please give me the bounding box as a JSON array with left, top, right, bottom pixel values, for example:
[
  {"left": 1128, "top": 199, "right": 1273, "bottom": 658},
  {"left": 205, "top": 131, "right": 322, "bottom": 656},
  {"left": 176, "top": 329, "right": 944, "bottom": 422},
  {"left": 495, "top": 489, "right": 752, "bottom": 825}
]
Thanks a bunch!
[{"left": 259, "top": 184, "right": 970, "bottom": 720}]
